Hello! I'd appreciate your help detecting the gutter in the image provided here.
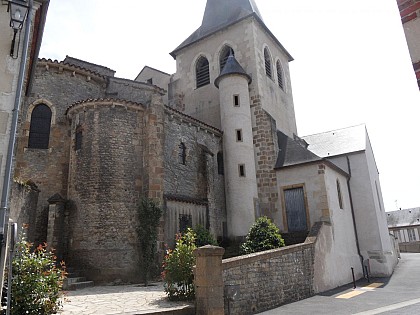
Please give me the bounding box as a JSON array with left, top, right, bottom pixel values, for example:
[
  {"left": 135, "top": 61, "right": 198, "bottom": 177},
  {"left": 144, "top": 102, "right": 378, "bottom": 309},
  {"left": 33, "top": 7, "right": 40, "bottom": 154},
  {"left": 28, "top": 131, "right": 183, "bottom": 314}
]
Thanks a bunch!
[{"left": 346, "top": 155, "right": 365, "bottom": 276}]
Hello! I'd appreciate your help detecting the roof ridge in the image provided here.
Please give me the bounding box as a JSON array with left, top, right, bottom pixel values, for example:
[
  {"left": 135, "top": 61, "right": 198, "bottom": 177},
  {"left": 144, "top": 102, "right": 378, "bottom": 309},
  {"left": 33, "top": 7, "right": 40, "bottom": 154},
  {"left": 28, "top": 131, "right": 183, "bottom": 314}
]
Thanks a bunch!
[
  {"left": 164, "top": 105, "right": 222, "bottom": 134},
  {"left": 38, "top": 58, "right": 107, "bottom": 78}
]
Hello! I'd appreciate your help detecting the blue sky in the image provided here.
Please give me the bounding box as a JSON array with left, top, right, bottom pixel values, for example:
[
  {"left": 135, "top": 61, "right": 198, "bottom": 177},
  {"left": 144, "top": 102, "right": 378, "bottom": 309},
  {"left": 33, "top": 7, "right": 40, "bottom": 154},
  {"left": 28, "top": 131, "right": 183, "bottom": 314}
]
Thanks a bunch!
[{"left": 40, "top": 0, "right": 420, "bottom": 211}]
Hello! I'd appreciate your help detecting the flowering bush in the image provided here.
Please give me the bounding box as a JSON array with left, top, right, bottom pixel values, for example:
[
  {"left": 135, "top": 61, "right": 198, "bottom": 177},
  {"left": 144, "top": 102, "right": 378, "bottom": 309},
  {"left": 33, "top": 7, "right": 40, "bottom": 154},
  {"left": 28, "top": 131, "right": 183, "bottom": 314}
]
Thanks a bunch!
[
  {"left": 241, "top": 216, "right": 285, "bottom": 254},
  {"left": 7, "top": 230, "right": 66, "bottom": 315},
  {"left": 162, "top": 229, "right": 196, "bottom": 301}
]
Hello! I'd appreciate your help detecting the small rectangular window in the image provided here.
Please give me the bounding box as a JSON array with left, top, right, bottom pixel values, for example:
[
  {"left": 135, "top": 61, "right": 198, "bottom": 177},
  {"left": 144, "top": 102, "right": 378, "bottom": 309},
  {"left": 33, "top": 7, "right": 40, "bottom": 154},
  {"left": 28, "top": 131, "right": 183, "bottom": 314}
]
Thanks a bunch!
[
  {"left": 239, "top": 164, "right": 246, "bottom": 177},
  {"left": 233, "top": 95, "right": 240, "bottom": 107},
  {"left": 75, "top": 126, "right": 82, "bottom": 151},
  {"left": 236, "top": 129, "right": 243, "bottom": 142},
  {"left": 147, "top": 78, "right": 153, "bottom": 84}
]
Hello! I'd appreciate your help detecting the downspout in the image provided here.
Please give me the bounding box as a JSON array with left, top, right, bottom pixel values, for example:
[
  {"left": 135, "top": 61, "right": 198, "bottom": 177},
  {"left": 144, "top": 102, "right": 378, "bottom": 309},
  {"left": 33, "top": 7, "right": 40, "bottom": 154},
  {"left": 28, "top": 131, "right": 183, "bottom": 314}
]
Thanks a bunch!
[
  {"left": 346, "top": 155, "right": 365, "bottom": 276},
  {"left": 0, "top": 0, "right": 34, "bottom": 302}
]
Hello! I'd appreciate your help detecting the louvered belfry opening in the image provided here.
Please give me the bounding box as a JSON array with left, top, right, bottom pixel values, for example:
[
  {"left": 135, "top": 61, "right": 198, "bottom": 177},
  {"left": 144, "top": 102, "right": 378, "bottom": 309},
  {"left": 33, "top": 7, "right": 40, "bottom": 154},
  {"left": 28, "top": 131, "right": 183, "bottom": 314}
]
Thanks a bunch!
[
  {"left": 220, "top": 46, "right": 234, "bottom": 72},
  {"left": 28, "top": 104, "right": 52, "bottom": 149},
  {"left": 264, "top": 48, "right": 272, "bottom": 78},
  {"left": 196, "top": 56, "right": 210, "bottom": 88},
  {"left": 276, "top": 60, "right": 284, "bottom": 90}
]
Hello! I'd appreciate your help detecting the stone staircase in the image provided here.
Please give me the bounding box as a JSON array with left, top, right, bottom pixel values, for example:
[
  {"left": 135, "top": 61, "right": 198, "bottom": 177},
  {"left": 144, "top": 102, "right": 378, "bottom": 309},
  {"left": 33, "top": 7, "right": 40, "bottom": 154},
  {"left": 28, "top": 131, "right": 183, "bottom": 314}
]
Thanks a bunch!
[{"left": 63, "top": 269, "right": 94, "bottom": 291}]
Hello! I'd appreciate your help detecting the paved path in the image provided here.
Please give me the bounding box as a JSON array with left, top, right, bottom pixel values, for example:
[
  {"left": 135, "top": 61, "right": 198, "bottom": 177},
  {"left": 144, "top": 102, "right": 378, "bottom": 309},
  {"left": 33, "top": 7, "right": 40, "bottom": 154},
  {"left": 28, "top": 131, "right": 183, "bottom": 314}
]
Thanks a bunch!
[
  {"left": 259, "top": 253, "right": 420, "bottom": 315},
  {"left": 59, "top": 283, "right": 193, "bottom": 315}
]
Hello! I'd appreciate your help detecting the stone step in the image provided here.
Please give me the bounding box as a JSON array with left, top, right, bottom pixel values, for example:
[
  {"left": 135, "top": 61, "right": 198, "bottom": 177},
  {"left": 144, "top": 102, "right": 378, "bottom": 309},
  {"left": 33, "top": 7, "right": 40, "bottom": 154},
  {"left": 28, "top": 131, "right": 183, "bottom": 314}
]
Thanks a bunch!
[
  {"left": 65, "top": 277, "right": 86, "bottom": 285},
  {"left": 66, "top": 281, "right": 95, "bottom": 291}
]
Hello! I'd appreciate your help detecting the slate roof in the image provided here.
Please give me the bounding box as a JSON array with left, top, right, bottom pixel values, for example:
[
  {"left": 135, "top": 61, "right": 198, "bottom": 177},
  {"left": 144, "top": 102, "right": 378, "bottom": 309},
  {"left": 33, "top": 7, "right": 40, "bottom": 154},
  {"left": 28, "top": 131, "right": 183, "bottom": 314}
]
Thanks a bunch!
[
  {"left": 275, "top": 130, "right": 322, "bottom": 168},
  {"left": 170, "top": 0, "right": 293, "bottom": 61},
  {"left": 214, "top": 54, "right": 251, "bottom": 88},
  {"left": 387, "top": 208, "right": 420, "bottom": 228},
  {"left": 302, "top": 124, "right": 367, "bottom": 158}
]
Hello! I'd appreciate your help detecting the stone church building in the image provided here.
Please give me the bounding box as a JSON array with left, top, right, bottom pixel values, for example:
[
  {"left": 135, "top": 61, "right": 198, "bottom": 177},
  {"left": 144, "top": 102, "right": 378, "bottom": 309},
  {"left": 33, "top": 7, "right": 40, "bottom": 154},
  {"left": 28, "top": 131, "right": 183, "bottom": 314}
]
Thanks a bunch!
[{"left": 11, "top": 0, "right": 397, "bottom": 285}]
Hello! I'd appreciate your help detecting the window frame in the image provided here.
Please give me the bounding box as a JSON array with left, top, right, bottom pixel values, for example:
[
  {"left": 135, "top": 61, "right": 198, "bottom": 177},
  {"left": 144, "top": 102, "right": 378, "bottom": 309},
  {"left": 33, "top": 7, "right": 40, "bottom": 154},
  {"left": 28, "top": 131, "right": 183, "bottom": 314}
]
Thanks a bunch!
[
  {"left": 28, "top": 103, "right": 52, "bottom": 150},
  {"left": 196, "top": 56, "right": 210, "bottom": 88},
  {"left": 264, "top": 47, "right": 273, "bottom": 79}
]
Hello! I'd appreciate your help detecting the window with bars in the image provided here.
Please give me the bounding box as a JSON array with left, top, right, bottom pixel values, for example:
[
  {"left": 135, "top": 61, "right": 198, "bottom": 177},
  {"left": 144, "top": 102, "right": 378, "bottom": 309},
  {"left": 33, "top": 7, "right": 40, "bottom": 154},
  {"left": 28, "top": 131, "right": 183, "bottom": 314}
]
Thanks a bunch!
[
  {"left": 179, "top": 142, "right": 186, "bottom": 165},
  {"left": 276, "top": 60, "right": 284, "bottom": 90},
  {"left": 28, "top": 104, "right": 52, "bottom": 149},
  {"left": 196, "top": 56, "right": 210, "bottom": 88},
  {"left": 219, "top": 46, "right": 234, "bottom": 72},
  {"left": 264, "top": 48, "right": 272, "bottom": 78},
  {"left": 179, "top": 214, "right": 192, "bottom": 233}
]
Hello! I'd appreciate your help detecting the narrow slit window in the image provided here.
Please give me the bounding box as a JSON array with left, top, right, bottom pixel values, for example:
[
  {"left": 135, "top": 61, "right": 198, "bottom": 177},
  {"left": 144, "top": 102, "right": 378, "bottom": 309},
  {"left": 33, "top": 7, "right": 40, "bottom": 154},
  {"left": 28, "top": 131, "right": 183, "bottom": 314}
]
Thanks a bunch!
[
  {"left": 233, "top": 95, "right": 240, "bottom": 107},
  {"left": 179, "top": 142, "right": 186, "bottom": 165},
  {"left": 236, "top": 129, "right": 243, "bottom": 142},
  {"left": 239, "top": 164, "right": 246, "bottom": 177},
  {"left": 217, "top": 152, "right": 224, "bottom": 175},
  {"left": 75, "top": 126, "right": 82, "bottom": 151},
  {"left": 336, "top": 179, "right": 343, "bottom": 209}
]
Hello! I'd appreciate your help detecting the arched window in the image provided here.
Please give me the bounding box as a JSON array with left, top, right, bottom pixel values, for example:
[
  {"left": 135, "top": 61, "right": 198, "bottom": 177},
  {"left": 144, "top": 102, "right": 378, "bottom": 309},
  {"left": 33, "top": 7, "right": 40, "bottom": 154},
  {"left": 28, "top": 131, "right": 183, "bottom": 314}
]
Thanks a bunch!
[
  {"left": 28, "top": 104, "right": 52, "bottom": 149},
  {"left": 264, "top": 47, "right": 272, "bottom": 78},
  {"left": 179, "top": 142, "right": 186, "bottom": 165},
  {"left": 196, "top": 56, "right": 210, "bottom": 88},
  {"left": 219, "top": 46, "right": 234, "bottom": 72},
  {"left": 336, "top": 179, "right": 343, "bottom": 209},
  {"left": 276, "top": 60, "right": 284, "bottom": 90}
]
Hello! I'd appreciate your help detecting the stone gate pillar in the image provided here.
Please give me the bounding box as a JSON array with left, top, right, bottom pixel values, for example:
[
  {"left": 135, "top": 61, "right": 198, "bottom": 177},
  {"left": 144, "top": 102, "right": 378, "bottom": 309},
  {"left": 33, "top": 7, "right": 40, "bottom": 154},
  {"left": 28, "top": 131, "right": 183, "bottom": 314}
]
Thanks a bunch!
[{"left": 194, "top": 245, "right": 225, "bottom": 315}]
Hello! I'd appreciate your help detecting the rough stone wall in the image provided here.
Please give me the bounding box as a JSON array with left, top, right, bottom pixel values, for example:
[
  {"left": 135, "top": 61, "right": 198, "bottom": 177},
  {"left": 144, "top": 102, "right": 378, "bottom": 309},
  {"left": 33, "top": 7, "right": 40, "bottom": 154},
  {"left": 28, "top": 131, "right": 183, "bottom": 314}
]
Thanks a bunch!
[
  {"left": 14, "top": 60, "right": 106, "bottom": 245},
  {"left": 222, "top": 243, "right": 315, "bottom": 314},
  {"left": 164, "top": 107, "right": 225, "bottom": 240},
  {"left": 66, "top": 100, "right": 147, "bottom": 283},
  {"left": 9, "top": 181, "right": 39, "bottom": 241},
  {"left": 250, "top": 95, "right": 279, "bottom": 220}
]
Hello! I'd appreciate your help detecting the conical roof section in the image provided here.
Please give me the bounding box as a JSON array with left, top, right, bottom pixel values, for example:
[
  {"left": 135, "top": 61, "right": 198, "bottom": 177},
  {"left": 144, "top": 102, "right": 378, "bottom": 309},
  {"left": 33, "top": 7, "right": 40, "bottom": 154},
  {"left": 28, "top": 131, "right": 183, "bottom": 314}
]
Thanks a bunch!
[
  {"left": 214, "top": 54, "right": 251, "bottom": 88},
  {"left": 171, "top": 0, "right": 264, "bottom": 58}
]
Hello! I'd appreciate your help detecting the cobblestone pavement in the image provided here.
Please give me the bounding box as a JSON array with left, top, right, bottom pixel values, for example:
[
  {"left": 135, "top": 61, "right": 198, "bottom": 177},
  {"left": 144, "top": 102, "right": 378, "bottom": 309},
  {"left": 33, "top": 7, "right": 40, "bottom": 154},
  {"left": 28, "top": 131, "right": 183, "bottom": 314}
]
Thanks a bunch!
[{"left": 59, "top": 283, "right": 194, "bottom": 315}]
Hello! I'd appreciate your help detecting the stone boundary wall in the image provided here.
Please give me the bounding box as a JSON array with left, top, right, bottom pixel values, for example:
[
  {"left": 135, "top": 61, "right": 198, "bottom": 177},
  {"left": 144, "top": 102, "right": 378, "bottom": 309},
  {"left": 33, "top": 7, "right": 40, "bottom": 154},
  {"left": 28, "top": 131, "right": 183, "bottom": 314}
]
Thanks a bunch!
[{"left": 221, "top": 242, "right": 315, "bottom": 314}]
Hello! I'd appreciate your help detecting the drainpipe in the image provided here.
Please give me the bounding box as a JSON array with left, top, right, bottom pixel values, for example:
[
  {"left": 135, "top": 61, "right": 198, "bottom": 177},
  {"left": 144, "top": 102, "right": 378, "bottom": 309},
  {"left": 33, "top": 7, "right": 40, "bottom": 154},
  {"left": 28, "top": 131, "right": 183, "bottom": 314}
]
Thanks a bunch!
[
  {"left": 346, "top": 155, "right": 365, "bottom": 277},
  {"left": 0, "top": 0, "right": 34, "bottom": 302}
]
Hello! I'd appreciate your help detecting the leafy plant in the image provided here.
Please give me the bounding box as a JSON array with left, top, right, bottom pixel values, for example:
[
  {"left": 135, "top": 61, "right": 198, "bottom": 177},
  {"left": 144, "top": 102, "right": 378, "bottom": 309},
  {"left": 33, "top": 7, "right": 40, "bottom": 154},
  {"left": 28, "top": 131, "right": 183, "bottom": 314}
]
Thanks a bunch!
[
  {"left": 241, "top": 216, "right": 285, "bottom": 254},
  {"left": 193, "top": 225, "right": 217, "bottom": 247},
  {"left": 162, "top": 229, "right": 196, "bottom": 301},
  {"left": 137, "top": 197, "right": 163, "bottom": 286},
  {"left": 7, "top": 230, "right": 66, "bottom": 314}
]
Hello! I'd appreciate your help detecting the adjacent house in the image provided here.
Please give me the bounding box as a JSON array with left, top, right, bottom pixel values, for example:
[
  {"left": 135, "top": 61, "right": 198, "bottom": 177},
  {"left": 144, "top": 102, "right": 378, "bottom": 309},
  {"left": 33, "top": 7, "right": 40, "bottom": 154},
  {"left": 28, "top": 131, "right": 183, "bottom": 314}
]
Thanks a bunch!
[{"left": 388, "top": 207, "right": 420, "bottom": 252}]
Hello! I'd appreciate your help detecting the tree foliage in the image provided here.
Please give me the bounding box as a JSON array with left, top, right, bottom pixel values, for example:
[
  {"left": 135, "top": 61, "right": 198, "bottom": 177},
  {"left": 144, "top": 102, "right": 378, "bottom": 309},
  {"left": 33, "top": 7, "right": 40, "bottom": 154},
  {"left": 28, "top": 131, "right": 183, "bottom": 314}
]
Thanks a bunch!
[
  {"left": 241, "top": 216, "right": 285, "bottom": 254},
  {"left": 193, "top": 225, "right": 217, "bottom": 247},
  {"left": 162, "top": 229, "right": 196, "bottom": 301},
  {"left": 7, "top": 231, "right": 66, "bottom": 314},
  {"left": 137, "top": 197, "right": 163, "bottom": 286}
]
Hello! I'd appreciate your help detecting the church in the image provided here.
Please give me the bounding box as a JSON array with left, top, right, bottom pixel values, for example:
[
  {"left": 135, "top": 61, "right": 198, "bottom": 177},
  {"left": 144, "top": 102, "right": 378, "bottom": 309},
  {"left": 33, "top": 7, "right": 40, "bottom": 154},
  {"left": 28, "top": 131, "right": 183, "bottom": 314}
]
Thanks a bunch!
[{"left": 10, "top": 0, "right": 397, "bottom": 285}]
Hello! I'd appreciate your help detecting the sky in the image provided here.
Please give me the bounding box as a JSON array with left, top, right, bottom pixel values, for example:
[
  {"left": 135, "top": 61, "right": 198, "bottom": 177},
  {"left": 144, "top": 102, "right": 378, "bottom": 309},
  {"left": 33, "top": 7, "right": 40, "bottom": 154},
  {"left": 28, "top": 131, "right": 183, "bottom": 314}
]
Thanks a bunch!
[{"left": 39, "top": 0, "right": 420, "bottom": 212}]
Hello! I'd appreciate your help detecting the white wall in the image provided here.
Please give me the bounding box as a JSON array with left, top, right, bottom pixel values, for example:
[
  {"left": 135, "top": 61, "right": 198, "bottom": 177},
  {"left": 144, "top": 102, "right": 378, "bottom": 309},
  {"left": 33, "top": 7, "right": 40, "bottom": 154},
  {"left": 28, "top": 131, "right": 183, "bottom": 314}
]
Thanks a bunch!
[
  {"left": 135, "top": 67, "right": 170, "bottom": 105},
  {"left": 277, "top": 162, "right": 363, "bottom": 292}
]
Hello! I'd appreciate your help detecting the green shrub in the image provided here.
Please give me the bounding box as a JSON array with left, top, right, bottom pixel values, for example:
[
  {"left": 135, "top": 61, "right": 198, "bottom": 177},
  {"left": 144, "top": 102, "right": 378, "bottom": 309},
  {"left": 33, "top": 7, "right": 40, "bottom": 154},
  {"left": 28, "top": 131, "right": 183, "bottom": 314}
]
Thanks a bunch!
[
  {"left": 137, "top": 197, "right": 163, "bottom": 286},
  {"left": 162, "top": 229, "right": 196, "bottom": 301},
  {"left": 241, "top": 216, "right": 285, "bottom": 254},
  {"left": 8, "top": 231, "right": 66, "bottom": 314},
  {"left": 193, "top": 225, "right": 217, "bottom": 247}
]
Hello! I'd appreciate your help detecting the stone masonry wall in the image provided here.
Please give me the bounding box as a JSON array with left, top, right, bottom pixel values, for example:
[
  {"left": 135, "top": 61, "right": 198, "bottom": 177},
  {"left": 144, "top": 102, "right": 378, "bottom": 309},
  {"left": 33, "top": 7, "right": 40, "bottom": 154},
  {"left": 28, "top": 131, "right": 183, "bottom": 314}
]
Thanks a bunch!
[
  {"left": 164, "top": 107, "right": 225, "bottom": 240},
  {"left": 222, "top": 243, "right": 315, "bottom": 314},
  {"left": 14, "top": 60, "right": 107, "bottom": 245},
  {"left": 66, "top": 100, "right": 147, "bottom": 284},
  {"left": 250, "top": 95, "right": 279, "bottom": 220}
]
